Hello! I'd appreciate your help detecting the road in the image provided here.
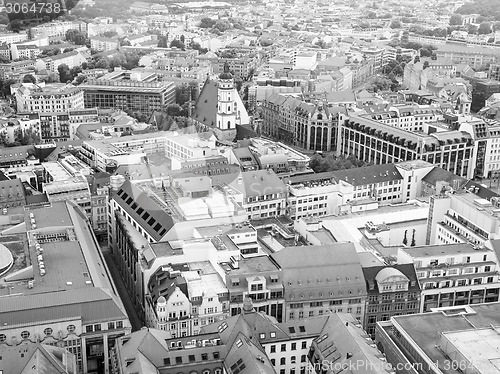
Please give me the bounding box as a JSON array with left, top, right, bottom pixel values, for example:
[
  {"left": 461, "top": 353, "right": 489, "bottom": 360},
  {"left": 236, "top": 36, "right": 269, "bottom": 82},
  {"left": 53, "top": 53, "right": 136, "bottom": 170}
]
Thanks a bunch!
[{"left": 102, "top": 250, "right": 143, "bottom": 332}]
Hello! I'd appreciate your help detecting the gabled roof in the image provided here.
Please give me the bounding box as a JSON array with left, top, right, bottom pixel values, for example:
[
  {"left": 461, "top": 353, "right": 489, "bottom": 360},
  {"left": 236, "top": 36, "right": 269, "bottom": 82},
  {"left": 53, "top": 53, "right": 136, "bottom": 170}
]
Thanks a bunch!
[
  {"left": 112, "top": 180, "right": 174, "bottom": 241},
  {"left": 230, "top": 170, "right": 287, "bottom": 198},
  {"left": 193, "top": 79, "right": 218, "bottom": 128},
  {"left": 422, "top": 166, "right": 466, "bottom": 187}
]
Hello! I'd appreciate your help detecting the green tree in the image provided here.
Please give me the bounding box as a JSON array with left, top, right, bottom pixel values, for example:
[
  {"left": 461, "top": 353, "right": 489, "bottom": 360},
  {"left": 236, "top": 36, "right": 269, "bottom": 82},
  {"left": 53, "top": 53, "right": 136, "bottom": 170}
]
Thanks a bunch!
[
  {"left": 74, "top": 75, "right": 87, "bottom": 85},
  {"left": 95, "top": 59, "right": 109, "bottom": 69},
  {"left": 423, "top": 60, "right": 430, "bottom": 69},
  {"left": 390, "top": 20, "right": 402, "bottom": 29},
  {"left": 403, "top": 230, "right": 408, "bottom": 245},
  {"left": 468, "top": 24, "right": 479, "bottom": 34},
  {"left": 22, "top": 74, "right": 36, "bottom": 84},
  {"left": 410, "top": 229, "right": 416, "bottom": 246},
  {"left": 170, "top": 39, "right": 185, "bottom": 49},
  {"left": 2, "top": 79, "right": 17, "bottom": 97},
  {"left": 478, "top": 22, "right": 492, "bottom": 34},
  {"left": 58, "top": 63, "right": 72, "bottom": 83},
  {"left": 199, "top": 17, "right": 216, "bottom": 28},
  {"left": 449, "top": 14, "right": 463, "bottom": 26}
]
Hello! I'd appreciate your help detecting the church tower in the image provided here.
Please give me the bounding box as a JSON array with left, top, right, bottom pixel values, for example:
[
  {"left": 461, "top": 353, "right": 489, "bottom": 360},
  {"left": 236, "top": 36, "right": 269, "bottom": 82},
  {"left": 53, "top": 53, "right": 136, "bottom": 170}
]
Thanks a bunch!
[{"left": 215, "top": 62, "right": 238, "bottom": 141}]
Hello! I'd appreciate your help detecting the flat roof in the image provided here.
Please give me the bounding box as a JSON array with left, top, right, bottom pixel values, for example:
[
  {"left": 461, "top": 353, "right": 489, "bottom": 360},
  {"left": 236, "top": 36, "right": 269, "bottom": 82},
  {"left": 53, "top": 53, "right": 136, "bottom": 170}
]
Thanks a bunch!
[{"left": 221, "top": 254, "right": 279, "bottom": 275}]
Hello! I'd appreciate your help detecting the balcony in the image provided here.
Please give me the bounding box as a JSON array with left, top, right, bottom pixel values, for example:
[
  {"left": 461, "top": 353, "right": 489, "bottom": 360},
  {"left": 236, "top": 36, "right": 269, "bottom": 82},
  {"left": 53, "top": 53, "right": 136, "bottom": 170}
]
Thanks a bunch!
[{"left": 445, "top": 213, "right": 488, "bottom": 241}]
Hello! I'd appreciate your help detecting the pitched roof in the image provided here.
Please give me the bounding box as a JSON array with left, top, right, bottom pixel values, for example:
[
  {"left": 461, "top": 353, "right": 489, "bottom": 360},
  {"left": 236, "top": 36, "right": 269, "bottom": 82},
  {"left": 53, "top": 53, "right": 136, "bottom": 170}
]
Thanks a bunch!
[
  {"left": 0, "top": 288, "right": 125, "bottom": 326},
  {"left": 331, "top": 164, "right": 403, "bottom": 187},
  {"left": 231, "top": 170, "right": 287, "bottom": 198},
  {"left": 193, "top": 79, "right": 218, "bottom": 128},
  {"left": 422, "top": 166, "right": 466, "bottom": 187},
  {"left": 113, "top": 180, "right": 174, "bottom": 241}
]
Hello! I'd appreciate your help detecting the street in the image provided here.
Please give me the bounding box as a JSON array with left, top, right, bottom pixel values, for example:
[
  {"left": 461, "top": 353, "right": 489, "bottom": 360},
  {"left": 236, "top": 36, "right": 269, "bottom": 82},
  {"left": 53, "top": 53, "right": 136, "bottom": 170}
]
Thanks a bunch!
[{"left": 102, "top": 250, "right": 143, "bottom": 332}]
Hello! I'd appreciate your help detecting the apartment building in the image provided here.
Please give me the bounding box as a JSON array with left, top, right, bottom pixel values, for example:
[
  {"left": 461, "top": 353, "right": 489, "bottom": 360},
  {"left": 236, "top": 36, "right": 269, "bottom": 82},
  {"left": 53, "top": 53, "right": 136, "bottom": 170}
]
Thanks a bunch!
[
  {"left": 0, "top": 201, "right": 131, "bottom": 374},
  {"left": 90, "top": 37, "right": 119, "bottom": 52},
  {"left": 362, "top": 264, "right": 420, "bottom": 339},
  {"left": 15, "top": 84, "right": 84, "bottom": 113},
  {"left": 397, "top": 243, "right": 500, "bottom": 313},
  {"left": 220, "top": 253, "right": 285, "bottom": 322},
  {"left": 215, "top": 169, "right": 288, "bottom": 220},
  {"left": 0, "top": 31, "right": 28, "bottom": 44},
  {"left": 112, "top": 305, "right": 388, "bottom": 374},
  {"left": 435, "top": 44, "right": 500, "bottom": 69},
  {"left": 37, "top": 50, "right": 88, "bottom": 73},
  {"left": 145, "top": 263, "right": 229, "bottom": 338},
  {"left": 30, "top": 21, "right": 86, "bottom": 39},
  {"left": 272, "top": 243, "right": 367, "bottom": 322},
  {"left": 11, "top": 44, "right": 41, "bottom": 60},
  {"left": 0, "top": 60, "right": 36, "bottom": 80}
]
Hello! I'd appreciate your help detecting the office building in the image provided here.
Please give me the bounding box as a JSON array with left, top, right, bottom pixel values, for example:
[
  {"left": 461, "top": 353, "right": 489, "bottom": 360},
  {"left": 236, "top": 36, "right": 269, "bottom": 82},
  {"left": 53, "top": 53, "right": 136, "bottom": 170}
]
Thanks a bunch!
[
  {"left": 376, "top": 302, "right": 500, "bottom": 374},
  {"left": 397, "top": 242, "right": 500, "bottom": 313},
  {"left": 271, "top": 243, "right": 367, "bottom": 322},
  {"left": 0, "top": 201, "right": 131, "bottom": 374}
]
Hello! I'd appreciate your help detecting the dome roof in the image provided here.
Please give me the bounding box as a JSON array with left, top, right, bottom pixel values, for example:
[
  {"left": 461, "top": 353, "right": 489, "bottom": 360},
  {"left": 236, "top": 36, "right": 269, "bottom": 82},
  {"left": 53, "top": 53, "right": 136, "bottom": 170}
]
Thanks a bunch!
[
  {"left": 0, "top": 243, "right": 13, "bottom": 275},
  {"left": 375, "top": 267, "right": 408, "bottom": 284},
  {"left": 219, "top": 61, "right": 233, "bottom": 80},
  {"left": 157, "top": 295, "right": 167, "bottom": 306}
]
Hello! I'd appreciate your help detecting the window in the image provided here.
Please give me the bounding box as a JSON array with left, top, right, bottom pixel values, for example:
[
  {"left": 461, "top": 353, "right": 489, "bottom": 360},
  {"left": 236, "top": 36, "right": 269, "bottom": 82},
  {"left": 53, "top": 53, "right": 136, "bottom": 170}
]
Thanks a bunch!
[
  {"left": 270, "top": 345, "right": 276, "bottom": 353},
  {"left": 301, "top": 341, "right": 307, "bottom": 349},
  {"left": 43, "top": 328, "right": 53, "bottom": 336},
  {"left": 271, "top": 359, "right": 276, "bottom": 366},
  {"left": 260, "top": 333, "right": 266, "bottom": 339},
  {"left": 281, "top": 344, "right": 286, "bottom": 352},
  {"left": 214, "top": 352, "right": 220, "bottom": 359},
  {"left": 0, "top": 334, "right": 6, "bottom": 343},
  {"left": 94, "top": 324, "right": 101, "bottom": 331},
  {"left": 108, "top": 322, "right": 115, "bottom": 330},
  {"left": 21, "top": 331, "right": 30, "bottom": 339},
  {"left": 291, "top": 342, "right": 296, "bottom": 350},
  {"left": 201, "top": 353, "right": 208, "bottom": 361},
  {"left": 86, "top": 326, "right": 93, "bottom": 333},
  {"left": 301, "top": 354, "right": 306, "bottom": 362},
  {"left": 280, "top": 357, "right": 286, "bottom": 365},
  {"left": 117, "top": 321, "right": 123, "bottom": 328}
]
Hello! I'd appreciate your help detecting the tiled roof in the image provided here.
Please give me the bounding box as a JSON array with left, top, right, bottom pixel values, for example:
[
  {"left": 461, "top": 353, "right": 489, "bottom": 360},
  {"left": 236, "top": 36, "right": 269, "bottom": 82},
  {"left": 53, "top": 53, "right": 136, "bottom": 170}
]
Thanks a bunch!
[
  {"left": 331, "top": 163, "right": 403, "bottom": 187},
  {"left": 422, "top": 166, "right": 466, "bottom": 187}
]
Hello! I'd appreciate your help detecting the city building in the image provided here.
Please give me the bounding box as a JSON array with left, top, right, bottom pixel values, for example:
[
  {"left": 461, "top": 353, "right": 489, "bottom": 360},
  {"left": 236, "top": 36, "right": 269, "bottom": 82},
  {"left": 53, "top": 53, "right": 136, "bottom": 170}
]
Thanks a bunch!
[
  {"left": 0, "top": 342, "right": 77, "bottom": 374},
  {"left": 0, "top": 201, "right": 131, "bottom": 374},
  {"left": 397, "top": 242, "right": 500, "bottom": 313},
  {"left": 80, "top": 75, "right": 175, "bottom": 116},
  {"left": 15, "top": 84, "right": 84, "bottom": 113},
  {"left": 362, "top": 264, "right": 421, "bottom": 338},
  {"left": 339, "top": 114, "right": 475, "bottom": 178},
  {"left": 145, "top": 262, "right": 229, "bottom": 338},
  {"left": 111, "top": 300, "right": 389, "bottom": 374},
  {"left": 261, "top": 93, "right": 345, "bottom": 152},
  {"left": 90, "top": 37, "right": 120, "bottom": 52},
  {"left": 271, "top": 243, "right": 367, "bottom": 322},
  {"left": 376, "top": 302, "right": 500, "bottom": 374}
]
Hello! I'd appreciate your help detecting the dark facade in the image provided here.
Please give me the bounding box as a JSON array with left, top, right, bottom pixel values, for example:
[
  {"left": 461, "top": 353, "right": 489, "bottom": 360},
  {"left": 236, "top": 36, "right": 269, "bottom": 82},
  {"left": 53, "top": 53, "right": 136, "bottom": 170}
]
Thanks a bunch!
[{"left": 362, "top": 264, "right": 421, "bottom": 339}]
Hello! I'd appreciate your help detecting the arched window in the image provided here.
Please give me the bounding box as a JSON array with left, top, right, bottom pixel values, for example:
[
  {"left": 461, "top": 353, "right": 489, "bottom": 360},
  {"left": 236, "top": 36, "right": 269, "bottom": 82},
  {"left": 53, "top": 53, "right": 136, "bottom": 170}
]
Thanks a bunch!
[
  {"left": 43, "top": 327, "right": 53, "bottom": 336},
  {"left": 0, "top": 334, "right": 6, "bottom": 343},
  {"left": 227, "top": 121, "right": 231, "bottom": 128},
  {"left": 21, "top": 331, "right": 30, "bottom": 339}
]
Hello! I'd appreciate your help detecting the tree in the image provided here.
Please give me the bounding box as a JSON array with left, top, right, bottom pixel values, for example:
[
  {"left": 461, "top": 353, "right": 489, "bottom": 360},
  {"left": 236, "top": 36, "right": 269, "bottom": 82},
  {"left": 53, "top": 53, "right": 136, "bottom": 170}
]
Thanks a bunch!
[
  {"left": 414, "top": 56, "right": 420, "bottom": 63},
  {"left": 403, "top": 230, "right": 408, "bottom": 245},
  {"left": 58, "top": 63, "right": 72, "bottom": 83},
  {"left": 390, "top": 20, "right": 402, "bottom": 29},
  {"left": 478, "top": 22, "right": 492, "bottom": 34},
  {"left": 2, "top": 79, "right": 17, "bottom": 97},
  {"left": 170, "top": 39, "right": 185, "bottom": 50},
  {"left": 95, "top": 59, "right": 109, "bottom": 69},
  {"left": 423, "top": 61, "right": 430, "bottom": 69},
  {"left": 449, "top": 14, "right": 463, "bottom": 26},
  {"left": 468, "top": 24, "right": 478, "bottom": 34},
  {"left": 494, "top": 21, "right": 500, "bottom": 31},
  {"left": 22, "top": 74, "right": 36, "bottom": 84},
  {"left": 102, "top": 30, "right": 118, "bottom": 38},
  {"left": 199, "top": 17, "right": 216, "bottom": 28},
  {"left": 166, "top": 104, "right": 185, "bottom": 117},
  {"left": 74, "top": 75, "right": 87, "bottom": 85},
  {"left": 410, "top": 229, "right": 416, "bottom": 246}
]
